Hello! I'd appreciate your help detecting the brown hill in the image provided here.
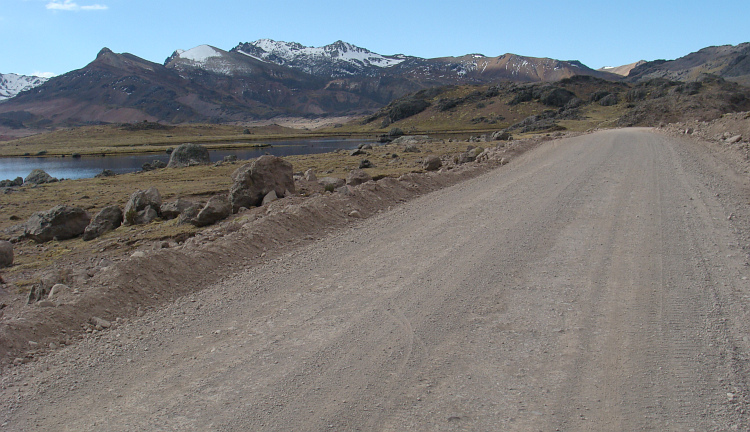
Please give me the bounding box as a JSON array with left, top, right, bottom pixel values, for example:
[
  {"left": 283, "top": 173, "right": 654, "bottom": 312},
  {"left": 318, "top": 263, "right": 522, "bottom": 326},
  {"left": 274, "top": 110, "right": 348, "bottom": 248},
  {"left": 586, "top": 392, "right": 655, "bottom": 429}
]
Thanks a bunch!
[{"left": 628, "top": 43, "right": 750, "bottom": 86}]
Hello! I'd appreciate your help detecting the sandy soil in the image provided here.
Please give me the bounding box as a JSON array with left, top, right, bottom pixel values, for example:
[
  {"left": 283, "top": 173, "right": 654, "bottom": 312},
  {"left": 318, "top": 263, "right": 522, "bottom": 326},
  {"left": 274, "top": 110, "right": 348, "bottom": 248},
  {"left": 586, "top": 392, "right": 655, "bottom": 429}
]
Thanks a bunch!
[{"left": 3, "top": 129, "right": 750, "bottom": 430}]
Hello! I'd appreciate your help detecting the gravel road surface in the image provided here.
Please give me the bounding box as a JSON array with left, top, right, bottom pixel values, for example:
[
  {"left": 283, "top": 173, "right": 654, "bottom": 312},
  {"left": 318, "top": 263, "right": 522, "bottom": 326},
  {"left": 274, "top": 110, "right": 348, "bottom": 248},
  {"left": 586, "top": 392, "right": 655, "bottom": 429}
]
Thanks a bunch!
[{"left": 3, "top": 129, "right": 750, "bottom": 431}]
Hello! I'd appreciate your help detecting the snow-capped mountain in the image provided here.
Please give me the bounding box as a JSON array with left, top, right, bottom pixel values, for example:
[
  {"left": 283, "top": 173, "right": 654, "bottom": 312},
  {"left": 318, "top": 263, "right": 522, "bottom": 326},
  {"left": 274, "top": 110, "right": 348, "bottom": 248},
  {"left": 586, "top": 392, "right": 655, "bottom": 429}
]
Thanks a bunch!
[
  {"left": 0, "top": 73, "right": 49, "bottom": 102},
  {"left": 165, "top": 45, "right": 254, "bottom": 76},
  {"left": 232, "top": 39, "right": 409, "bottom": 77}
]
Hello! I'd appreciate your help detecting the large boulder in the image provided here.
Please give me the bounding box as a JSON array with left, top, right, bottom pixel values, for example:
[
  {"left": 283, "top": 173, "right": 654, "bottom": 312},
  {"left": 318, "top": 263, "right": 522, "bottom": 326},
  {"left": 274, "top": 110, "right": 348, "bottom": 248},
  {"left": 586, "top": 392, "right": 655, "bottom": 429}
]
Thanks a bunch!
[
  {"left": 24, "top": 169, "right": 58, "bottom": 185},
  {"left": 190, "top": 195, "right": 231, "bottom": 227},
  {"left": 229, "top": 155, "right": 295, "bottom": 212},
  {"left": 123, "top": 187, "right": 162, "bottom": 225},
  {"left": 25, "top": 205, "right": 91, "bottom": 242},
  {"left": 0, "top": 177, "right": 23, "bottom": 188},
  {"left": 167, "top": 144, "right": 211, "bottom": 168},
  {"left": 0, "top": 240, "right": 13, "bottom": 268},
  {"left": 346, "top": 169, "right": 372, "bottom": 187},
  {"left": 83, "top": 205, "right": 123, "bottom": 241},
  {"left": 160, "top": 198, "right": 196, "bottom": 220},
  {"left": 423, "top": 155, "right": 442, "bottom": 171}
]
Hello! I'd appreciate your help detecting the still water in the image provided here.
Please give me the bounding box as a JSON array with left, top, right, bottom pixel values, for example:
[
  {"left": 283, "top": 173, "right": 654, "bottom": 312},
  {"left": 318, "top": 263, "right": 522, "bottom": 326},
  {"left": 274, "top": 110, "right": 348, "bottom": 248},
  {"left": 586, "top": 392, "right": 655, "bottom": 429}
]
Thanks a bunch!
[{"left": 0, "top": 138, "right": 371, "bottom": 181}]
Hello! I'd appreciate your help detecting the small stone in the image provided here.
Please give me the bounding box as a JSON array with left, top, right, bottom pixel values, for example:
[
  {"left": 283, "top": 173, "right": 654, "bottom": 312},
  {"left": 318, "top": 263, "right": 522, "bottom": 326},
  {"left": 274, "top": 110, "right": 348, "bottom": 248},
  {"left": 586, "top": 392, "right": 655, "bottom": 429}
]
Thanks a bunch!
[
  {"left": 90, "top": 316, "right": 111, "bottom": 329},
  {"left": 349, "top": 210, "right": 363, "bottom": 218}
]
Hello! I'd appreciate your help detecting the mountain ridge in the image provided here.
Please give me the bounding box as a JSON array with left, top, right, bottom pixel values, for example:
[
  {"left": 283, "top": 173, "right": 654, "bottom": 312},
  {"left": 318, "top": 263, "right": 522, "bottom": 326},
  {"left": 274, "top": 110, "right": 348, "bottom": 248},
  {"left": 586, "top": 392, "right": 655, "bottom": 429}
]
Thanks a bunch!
[{"left": 1, "top": 40, "right": 748, "bottom": 128}]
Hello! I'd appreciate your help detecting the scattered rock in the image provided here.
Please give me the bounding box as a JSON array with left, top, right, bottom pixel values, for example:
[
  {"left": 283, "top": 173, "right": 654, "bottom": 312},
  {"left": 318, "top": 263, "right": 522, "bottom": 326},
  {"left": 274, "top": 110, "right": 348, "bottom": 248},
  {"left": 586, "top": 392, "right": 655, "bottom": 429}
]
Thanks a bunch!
[
  {"left": 350, "top": 149, "right": 367, "bottom": 156},
  {"left": 177, "top": 205, "right": 200, "bottom": 225},
  {"left": 90, "top": 316, "right": 111, "bottom": 329},
  {"left": 24, "top": 169, "right": 58, "bottom": 185},
  {"left": 167, "top": 143, "right": 211, "bottom": 168},
  {"left": 403, "top": 144, "right": 420, "bottom": 153},
  {"left": 491, "top": 131, "right": 512, "bottom": 141},
  {"left": 25, "top": 205, "right": 91, "bottom": 243},
  {"left": 0, "top": 240, "right": 13, "bottom": 268},
  {"left": 123, "top": 187, "right": 162, "bottom": 225},
  {"left": 304, "top": 169, "right": 318, "bottom": 182},
  {"left": 190, "top": 195, "right": 232, "bottom": 227},
  {"left": 423, "top": 155, "right": 442, "bottom": 171},
  {"left": 223, "top": 155, "right": 238, "bottom": 163},
  {"left": 160, "top": 198, "right": 196, "bottom": 220},
  {"left": 318, "top": 177, "right": 345, "bottom": 189},
  {"left": 0, "top": 177, "right": 23, "bottom": 187},
  {"left": 95, "top": 169, "right": 116, "bottom": 178},
  {"left": 346, "top": 169, "right": 372, "bottom": 187},
  {"left": 229, "top": 155, "right": 296, "bottom": 212},
  {"left": 83, "top": 205, "right": 123, "bottom": 241},
  {"left": 48, "top": 283, "right": 73, "bottom": 299}
]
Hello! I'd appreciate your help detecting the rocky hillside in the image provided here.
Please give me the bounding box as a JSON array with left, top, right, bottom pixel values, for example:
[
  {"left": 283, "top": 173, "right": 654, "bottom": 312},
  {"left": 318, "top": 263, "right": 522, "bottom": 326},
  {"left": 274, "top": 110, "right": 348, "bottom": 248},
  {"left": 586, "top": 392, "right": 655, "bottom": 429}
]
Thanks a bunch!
[
  {"left": 628, "top": 43, "right": 750, "bottom": 86},
  {"left": 347, "top": 74, "right": 750, "bottom": 134}
]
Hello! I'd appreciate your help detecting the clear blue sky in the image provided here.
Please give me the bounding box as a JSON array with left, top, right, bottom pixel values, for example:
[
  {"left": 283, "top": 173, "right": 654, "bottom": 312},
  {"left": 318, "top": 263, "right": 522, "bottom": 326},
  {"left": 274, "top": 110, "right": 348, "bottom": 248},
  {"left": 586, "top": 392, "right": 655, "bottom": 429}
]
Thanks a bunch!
[{"left": 2, "top": 0, "right": 749, "bottom": 77}]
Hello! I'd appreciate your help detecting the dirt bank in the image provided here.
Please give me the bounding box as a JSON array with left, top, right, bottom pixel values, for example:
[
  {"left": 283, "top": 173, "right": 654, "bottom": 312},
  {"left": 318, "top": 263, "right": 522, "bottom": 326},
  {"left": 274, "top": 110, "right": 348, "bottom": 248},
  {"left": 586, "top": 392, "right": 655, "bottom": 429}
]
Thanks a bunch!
[{"left": 0, "top": 137, "right": 544, "bottom": 366}]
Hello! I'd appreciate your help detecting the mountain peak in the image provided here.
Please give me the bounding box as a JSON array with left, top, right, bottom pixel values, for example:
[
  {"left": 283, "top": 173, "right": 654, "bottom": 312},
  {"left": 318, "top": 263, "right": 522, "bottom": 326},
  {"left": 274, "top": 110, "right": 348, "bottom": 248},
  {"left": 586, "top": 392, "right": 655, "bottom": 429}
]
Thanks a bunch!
[{"left": 231, "top": 39, "right": 408, "bottom": 77}]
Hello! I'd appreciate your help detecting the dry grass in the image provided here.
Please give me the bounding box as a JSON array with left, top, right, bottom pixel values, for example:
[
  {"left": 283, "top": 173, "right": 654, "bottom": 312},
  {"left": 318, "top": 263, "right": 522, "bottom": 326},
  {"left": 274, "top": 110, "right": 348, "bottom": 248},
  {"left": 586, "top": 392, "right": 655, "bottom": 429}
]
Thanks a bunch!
[{"left": 0, "top": 138, "right": 472, "bottom": 283}]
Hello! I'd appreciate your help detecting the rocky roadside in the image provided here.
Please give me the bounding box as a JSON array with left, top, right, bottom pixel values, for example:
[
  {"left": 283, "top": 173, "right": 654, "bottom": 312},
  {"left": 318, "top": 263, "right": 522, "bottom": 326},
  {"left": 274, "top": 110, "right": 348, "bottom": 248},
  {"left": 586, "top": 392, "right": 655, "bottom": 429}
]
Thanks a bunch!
[{"left": 0, "top": 135, "right": 550, "bottom": 368}]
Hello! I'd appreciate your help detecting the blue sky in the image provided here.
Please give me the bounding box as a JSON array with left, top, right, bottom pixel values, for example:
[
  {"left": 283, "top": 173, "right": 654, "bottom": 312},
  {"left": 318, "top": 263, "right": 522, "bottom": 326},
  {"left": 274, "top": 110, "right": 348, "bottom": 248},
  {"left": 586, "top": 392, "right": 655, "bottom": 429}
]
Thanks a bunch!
[{"left": 2, "top": 0, "right": 749, "bottom": 77}]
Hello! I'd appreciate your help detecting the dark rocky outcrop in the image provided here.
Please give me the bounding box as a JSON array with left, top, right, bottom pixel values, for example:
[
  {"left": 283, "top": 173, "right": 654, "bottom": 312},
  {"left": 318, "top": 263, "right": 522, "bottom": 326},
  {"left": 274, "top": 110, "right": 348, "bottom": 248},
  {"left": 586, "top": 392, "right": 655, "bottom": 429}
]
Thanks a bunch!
[
  {"left": 83, "top": 205, "right": 123, "bottom": 241},
  {"left": 229, "top": 155, "right": 295, "bottom": 212},
  {"left": 24, "top": 205, "right": 91, "bottom": 242},
  {"left": 167, "top": 144, "right": 211, "bottom": 168}
]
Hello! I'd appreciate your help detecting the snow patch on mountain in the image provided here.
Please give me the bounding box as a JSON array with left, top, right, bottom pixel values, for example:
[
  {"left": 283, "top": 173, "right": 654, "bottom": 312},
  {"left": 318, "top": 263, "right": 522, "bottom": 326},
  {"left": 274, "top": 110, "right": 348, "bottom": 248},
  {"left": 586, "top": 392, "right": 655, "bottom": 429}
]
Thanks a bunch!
[
  {"left": 233, "top": 39, "right": 407, "bottom": 77},
  {"left": 179, "top": 45, "right": 223, "bottom": 63},
  {"left": 167, "top": 45, "right": 251, "bottom": 76},
  {"left": 0, "top": 73, "right": 49, "bottom": 102}
]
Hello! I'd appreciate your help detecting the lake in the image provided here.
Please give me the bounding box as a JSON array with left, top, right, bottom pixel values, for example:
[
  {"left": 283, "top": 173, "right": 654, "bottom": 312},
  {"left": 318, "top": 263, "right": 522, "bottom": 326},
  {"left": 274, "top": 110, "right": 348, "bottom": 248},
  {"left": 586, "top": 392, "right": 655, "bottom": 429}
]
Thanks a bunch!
[{"left": 0, "top": 138, "right": 372, "bottom": 181}]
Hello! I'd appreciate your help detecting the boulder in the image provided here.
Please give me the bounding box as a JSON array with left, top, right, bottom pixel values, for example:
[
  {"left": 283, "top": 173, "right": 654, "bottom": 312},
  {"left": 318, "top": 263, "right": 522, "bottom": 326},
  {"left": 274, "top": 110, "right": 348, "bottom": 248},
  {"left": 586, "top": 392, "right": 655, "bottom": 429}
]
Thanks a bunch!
[
  {"left": 95, "top": 169, "right": 115, "bottom": 178},
  {"left": 0, "top": 240, "right": 13, "bottom": 268},
  {"left": 83, "top": 205, "right": 123, "bottom": 241},
  {"left": 598, "top": 94, "right": 619, "bottom": 106},
  {"left": 491, "top": 131, "right": 512, "bottom": 141},
  {"left": 160, "top": 198, "right": 196, "bottom": 220},
  {"left": 223, "top": 155, "right": 238, "bottom": 163},
  {"left": 403, "top": 144, "right": 420, "bottom": 153},
  {"left": 25, "top": 205, "right": 91, "bottom": 243},
  {"left": 727, "top": 135, "right": 743, "bottom": 144},
  {"left": 350, "top": 149, "right": 367, "bottom": 156},
  {"left": 423, "top": 155, "right": 442, "bottom": 171},
  {"left": 190, "top": 195, "right": 231, "bottom": 227},
  {"left": 318, "top": 177, "right": 346, "bottom": 189},
  {"left": 346, "top": 169, "right": 372, "bottom": 187},
  {"left": 178, "top": 204, "right": 200, "bottom": 225},
  {"left": 262, "top": 190, "right": 279, "bottom": 206},
  {"left": 229, "top": 155, "right": 295, "bottom": 212},
  {"left": 24, "top": 169, "right": 57, "bottom": 185},
  {"left": 359, "top": 159, "right": 374, "bottom": 169},
  {"left": 167, "top": 143, "right": 211, "bottom": 168},
  {"left": 304, "top": 169, "right": 318, "bottom": 182},
  {"left": 0, "top": 177, "right": 23, "bottom": 188},
  {"left": 123, "top": 187, "right": 161, "bottom": 225}
]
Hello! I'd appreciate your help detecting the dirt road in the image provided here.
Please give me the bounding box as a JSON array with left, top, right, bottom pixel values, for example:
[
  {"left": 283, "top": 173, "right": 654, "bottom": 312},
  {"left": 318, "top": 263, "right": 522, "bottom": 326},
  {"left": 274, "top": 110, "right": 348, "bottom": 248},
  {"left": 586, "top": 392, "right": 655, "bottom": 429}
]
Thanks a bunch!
[{"left": 3, "top": 129, "right": 750, "bottom": 431}]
